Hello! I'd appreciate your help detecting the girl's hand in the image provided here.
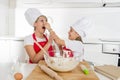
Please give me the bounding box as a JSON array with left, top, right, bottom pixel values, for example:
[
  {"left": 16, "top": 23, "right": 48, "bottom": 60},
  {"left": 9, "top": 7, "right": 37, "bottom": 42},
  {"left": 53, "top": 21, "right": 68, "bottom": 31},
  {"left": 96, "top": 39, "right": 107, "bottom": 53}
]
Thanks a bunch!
[{"left": 44, "top": 22, "right": 52, "bottom": 31}]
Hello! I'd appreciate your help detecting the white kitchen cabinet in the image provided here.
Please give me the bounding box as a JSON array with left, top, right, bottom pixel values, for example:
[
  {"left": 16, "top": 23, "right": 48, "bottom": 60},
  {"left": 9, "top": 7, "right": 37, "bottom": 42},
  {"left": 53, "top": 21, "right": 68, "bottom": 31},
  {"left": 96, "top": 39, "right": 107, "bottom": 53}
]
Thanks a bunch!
[
  {"left": 0, "top": 40, "right": 10, "bottom": 62},
  {"left": 84, "top": 43, "right": 119, "bottom": 66},
  {"left": 0, "top": 38, "right": 27, "bottom": 63},
  {"left": 102, "top": 43, "right": 120, "bottom": 53},
  {"left": 9, "top": 40, "right": 27, "bottom": 63},
  {"left": 16, "top": 0, "right": 120, "bottom": 8}
]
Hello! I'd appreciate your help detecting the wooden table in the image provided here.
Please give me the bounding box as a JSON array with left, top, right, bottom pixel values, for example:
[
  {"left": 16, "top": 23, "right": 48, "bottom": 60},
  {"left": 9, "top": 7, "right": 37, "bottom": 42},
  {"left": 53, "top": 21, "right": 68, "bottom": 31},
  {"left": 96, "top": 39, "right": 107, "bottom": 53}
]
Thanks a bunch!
[
  {"left": 26, "top": 61, "right": 99, "bottom": 80},
  {"left": 0, "top": 62, "right": 111, "bottom": 80}
]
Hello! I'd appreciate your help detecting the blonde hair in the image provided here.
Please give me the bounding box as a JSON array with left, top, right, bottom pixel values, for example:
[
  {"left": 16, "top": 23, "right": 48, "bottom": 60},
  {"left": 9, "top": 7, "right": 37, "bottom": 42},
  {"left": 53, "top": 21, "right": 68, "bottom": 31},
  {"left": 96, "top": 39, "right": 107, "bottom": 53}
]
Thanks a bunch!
[{"left": 75, "top": 36, "right": 83, "bottom": 43}]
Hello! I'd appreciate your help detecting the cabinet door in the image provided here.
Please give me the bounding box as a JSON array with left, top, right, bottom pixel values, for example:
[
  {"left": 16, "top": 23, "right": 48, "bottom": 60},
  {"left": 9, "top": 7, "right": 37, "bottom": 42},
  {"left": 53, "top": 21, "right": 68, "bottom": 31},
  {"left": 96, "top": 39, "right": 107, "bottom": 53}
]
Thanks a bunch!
[
  {"left": 0, "top": 40, "right": 10, "bottom": 62},
  {"left": 9, "top": 40, "right": 27, "bottom": 62},
  {"left": 84, "top": 44, "right": 118, "bottom": 66}
]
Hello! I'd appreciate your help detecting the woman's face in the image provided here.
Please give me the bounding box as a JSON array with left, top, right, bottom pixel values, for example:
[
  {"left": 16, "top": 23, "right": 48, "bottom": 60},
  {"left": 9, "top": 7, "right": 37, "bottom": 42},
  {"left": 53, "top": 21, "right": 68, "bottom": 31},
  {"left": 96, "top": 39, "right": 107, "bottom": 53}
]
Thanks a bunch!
[
  {"left": 34, "top": 16, "right": 47, "bottom": 34},
  {"left": 68, "top": 27, "right": 79, "bottom": 40}
]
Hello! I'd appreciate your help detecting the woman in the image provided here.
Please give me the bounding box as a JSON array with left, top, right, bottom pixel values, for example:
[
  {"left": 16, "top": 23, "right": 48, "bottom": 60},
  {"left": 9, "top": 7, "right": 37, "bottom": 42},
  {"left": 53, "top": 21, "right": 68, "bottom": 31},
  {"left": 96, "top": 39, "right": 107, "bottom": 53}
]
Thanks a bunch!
[{"left": 24, "top": 8, "right": 55, "bottom": 63}]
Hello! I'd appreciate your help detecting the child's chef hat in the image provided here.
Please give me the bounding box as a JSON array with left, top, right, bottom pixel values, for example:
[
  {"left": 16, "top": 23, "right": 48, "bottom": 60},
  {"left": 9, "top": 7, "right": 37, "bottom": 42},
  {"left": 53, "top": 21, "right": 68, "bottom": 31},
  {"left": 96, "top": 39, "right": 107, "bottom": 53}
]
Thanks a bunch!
[
  {"left": 71, "top": 17, "right": 92, "bottom": 38},
  {"left": 24, "top": 8, "right": 42, "bottom": 26}
]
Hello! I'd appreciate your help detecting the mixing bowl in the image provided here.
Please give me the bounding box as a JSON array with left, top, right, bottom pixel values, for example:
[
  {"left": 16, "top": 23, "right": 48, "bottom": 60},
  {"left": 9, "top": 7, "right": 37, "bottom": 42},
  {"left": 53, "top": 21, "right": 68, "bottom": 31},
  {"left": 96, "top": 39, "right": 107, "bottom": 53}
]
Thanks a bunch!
[{"left": 44, "top": 51, "right": 83, "bottom": 72}]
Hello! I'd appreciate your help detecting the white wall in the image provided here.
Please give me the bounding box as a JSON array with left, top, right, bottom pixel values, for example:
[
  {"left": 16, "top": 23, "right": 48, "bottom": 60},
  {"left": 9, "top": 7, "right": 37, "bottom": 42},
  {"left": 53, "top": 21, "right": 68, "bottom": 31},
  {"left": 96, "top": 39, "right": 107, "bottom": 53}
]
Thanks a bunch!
[
  {"left": 15, "top": 8, "right": 120, "bottom": 40},
  {"left": 0, "top": 1, "right": 120, "bottom": 39},
  {"left": 0, "top": 0, "right": 9, "bottom": 36}
]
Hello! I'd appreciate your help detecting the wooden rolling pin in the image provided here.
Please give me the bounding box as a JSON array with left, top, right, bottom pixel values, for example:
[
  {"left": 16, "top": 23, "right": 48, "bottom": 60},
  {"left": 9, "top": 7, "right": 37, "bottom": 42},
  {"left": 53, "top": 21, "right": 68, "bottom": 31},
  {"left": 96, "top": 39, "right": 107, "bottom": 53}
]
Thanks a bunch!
[{"left": 38, "top": 64, "right": 63, "bottom": 80}]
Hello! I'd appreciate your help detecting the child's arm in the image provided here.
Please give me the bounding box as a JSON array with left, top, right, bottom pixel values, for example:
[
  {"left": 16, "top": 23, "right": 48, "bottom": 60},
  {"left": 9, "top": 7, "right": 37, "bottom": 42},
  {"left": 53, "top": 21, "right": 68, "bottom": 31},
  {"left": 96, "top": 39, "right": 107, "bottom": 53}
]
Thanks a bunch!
[
  {"left": 53, "top": 35, "right": 65, "bottom": 46},
  {"left": 44, "top": 22, "right": 65, "bottom": 46}
]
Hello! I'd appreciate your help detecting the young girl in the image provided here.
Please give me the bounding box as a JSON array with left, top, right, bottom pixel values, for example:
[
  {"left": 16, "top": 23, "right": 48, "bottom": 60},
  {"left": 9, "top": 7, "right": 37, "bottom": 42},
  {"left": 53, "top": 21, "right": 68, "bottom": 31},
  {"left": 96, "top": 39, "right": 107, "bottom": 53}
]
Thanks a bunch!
[
  {"left": 52, "top": 17, "right": 92, "bottom": 60},
  {"left": 24, "top": 8, "right": 55, "bottom": 63}
]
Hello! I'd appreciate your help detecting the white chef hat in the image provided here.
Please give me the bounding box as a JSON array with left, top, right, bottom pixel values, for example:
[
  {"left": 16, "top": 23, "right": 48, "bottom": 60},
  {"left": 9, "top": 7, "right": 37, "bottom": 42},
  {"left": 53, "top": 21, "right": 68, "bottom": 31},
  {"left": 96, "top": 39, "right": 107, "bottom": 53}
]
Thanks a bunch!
[
  {"left": 24, "top": 8, "right": 42, "bottom": 26},
  {"left": 71, "top": 17, "right": 92, "bottom": 38}
]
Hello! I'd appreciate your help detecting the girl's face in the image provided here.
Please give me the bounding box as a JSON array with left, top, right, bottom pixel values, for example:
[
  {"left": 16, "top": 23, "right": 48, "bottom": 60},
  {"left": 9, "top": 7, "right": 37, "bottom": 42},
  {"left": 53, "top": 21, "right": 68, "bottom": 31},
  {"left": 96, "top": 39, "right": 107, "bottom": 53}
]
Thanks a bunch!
[
  {"left": 34, "top": 16, "right": 47, "bottom": 34},
  {"left": 68, "top": 27, "right": 79, "bottom": 40}
]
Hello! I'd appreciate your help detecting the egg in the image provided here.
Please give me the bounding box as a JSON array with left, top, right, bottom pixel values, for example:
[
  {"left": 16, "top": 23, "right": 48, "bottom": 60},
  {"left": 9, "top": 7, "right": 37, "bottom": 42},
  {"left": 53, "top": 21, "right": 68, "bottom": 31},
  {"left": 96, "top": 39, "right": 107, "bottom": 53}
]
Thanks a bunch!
[{"left": 14, "top": 72, "right": 23, "bottom": 80}]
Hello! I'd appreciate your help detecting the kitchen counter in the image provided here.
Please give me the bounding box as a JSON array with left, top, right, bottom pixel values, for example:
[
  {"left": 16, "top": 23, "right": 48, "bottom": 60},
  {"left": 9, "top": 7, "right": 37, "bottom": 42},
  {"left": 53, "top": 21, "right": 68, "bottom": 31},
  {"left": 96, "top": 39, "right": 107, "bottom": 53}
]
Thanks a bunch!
[
  {"left": 83, "top": 38, "right": 120, "bottom": 44},
  {"left": 0, "top": 36, "right": 24, "bottom": 41},
  {"left": 0, "top": 62, "right": 111, "bottom": 80},
  {"left": 0, "top": 36, "right": 120, "bottom": 44}
]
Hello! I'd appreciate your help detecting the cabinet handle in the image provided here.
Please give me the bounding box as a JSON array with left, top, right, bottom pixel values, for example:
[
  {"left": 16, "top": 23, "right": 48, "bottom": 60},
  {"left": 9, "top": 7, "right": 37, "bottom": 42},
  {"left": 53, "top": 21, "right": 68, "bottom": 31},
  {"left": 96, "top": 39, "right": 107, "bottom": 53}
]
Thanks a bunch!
[
  {"left": 113, "top": 48, "right": 116, "bottom": 51},
  {"left": 13, "top": 40, "right": 23, "bottom": 41}
]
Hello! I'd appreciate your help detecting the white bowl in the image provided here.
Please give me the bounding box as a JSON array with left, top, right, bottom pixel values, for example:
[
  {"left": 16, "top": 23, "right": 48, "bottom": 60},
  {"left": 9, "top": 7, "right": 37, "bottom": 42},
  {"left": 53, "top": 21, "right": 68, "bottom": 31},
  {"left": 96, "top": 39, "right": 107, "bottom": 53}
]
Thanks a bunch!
[{"left": 44, "top": 51, "right": 83, "bottom": 72}]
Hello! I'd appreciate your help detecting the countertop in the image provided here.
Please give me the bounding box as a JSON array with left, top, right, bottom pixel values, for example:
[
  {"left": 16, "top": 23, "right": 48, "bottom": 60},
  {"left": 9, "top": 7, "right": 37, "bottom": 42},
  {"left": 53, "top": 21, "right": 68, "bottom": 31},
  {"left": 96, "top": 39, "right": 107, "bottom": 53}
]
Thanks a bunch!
[
  {"left": 0, "top": 36, "right": 24, "bottom": 40},
  {"left": 0, "top": 62, "right": 112, "bottom": 80},
  {"left": 83, "top": 38, "right": 120, "bottom": 44}
]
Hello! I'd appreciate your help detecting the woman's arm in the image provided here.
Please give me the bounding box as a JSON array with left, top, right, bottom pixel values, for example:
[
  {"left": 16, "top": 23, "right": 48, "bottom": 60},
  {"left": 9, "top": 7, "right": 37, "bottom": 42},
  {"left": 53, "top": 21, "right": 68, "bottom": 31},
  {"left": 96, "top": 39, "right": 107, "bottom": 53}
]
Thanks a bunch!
[
  {"left": 24, "top": 45, "right": 43, "bottom": 63},
  {"left": 24, "top": 35, "right": 53, "bottom": 63},
  {"left": 24, "top": 40, "right": 52, "bottom": 63}
]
